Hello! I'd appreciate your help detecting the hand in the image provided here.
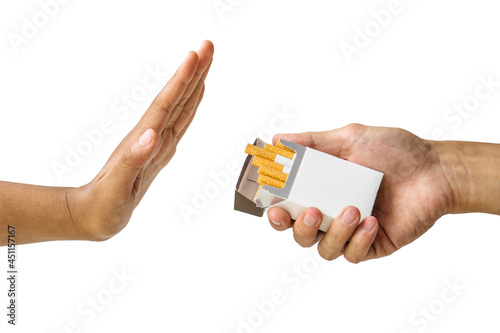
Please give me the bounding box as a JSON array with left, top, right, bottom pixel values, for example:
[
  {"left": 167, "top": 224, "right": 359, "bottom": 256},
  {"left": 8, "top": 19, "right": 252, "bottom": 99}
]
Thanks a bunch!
[
  {"left": 69, "top": 41, "right": 214, "bottom": 241},
  {"left": 267, "top": 124, "right": 456, "bottom": 263}
]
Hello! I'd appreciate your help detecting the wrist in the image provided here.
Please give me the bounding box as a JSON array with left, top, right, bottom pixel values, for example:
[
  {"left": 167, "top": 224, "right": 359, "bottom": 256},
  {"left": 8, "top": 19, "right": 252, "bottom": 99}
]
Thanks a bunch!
[
  {"left": 68, "top": 181, "right": 131, "bottom": 242},
  {"left": 65, "top": 185, "right": 104, "bottom": 242},
  {"left": 430, "top": 141, "right": 471, "bottom": 214},
  {"left": 431, "top": 140, "right": 500, "bottom": 215}
]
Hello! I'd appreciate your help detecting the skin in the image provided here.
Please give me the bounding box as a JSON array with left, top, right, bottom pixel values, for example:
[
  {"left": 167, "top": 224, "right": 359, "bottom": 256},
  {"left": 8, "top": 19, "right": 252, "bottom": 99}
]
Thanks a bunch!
[
  {"left": 1, "top": 43, "right": 499, "bottom": 260},
  {"left": 0, "top": 40, "right": 214, "bottom": 245},
  {"left": 267, "top": 124, "right": 500, "bottom": 263}
]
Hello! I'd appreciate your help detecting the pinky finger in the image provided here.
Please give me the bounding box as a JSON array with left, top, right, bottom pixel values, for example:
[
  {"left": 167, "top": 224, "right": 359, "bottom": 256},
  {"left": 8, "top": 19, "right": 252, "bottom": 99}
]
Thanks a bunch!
[{"left": 343, "top": 216, "right": 378, "bottom": 264}]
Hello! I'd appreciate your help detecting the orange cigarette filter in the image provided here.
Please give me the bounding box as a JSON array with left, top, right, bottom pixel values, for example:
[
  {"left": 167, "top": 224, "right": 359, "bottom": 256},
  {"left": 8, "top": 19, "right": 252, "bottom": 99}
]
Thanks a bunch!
[
  {"left": 246, "top": 142, "right": 295, "bottom": 196},
  {"left": 251, "top": 156, "right": 285, "bottom": 172},
  {"left": 276, "top": 140, "right": 295, "bottom": 153},
  {"left": 245, "top": 144, "right": 277, "bottom": 161},
  {"left": 258, "top": 165, "right": 288, "bottom": 182},
  {"left": 264, "top": 144, "right": 295, "bottom": 159},
  {"left": 257, "top": 174, "right": 286, "bottom": 188}
]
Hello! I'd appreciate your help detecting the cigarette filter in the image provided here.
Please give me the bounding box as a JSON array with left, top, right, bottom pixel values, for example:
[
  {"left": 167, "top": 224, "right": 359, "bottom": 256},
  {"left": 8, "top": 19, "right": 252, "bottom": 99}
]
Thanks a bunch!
[
  {"left": 251, "top": 156, "right": 290, "bottom": 174},
  {"left": 264, "top": 144, "right": 295, "bottom": 159},
  {"left": 258, "top": 165, "right": 288, "bottom": 182},
  {"left": 276, "top": 139, "right": 295, "bottom": 153},
  {"left": 257, "top": 174, "right": 286, "bottom": 188},
  {"left": 245, "top": 144, "right": 294, "bottom": 167}
]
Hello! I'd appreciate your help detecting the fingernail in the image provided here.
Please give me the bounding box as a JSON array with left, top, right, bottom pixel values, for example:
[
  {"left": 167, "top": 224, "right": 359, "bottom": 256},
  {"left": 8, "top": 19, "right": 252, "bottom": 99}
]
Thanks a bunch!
[
  {"left": 138, "top": 129, "right": 153, "bottom": 147},
  {"left": 342, "top": 209, "right": 356, "bottom": 225},
  {"left": 270, "top": 220, "right": 281, "bottom": 227},
  {"left": 304, "top": 213, "right": 318, "bottom": 227},
  {"left": 362, "top": 219, "right": 376, "bottom": 232}
]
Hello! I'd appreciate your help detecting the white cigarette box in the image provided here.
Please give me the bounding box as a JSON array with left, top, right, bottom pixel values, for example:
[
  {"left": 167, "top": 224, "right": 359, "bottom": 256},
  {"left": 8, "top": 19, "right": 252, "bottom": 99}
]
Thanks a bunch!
[{"left": 234, "top": 138, "right": 384, "bottom": 232}]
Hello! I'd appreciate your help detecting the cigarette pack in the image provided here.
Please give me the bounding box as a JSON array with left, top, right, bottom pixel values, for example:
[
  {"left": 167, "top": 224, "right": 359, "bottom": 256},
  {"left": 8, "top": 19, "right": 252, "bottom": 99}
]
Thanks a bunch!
[{"left": 234, "top": 138, "right": 384, "bottom": 232}]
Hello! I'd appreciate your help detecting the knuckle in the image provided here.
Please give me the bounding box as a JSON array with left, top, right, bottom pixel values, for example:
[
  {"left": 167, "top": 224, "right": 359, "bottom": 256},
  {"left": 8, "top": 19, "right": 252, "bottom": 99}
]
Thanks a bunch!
[
  {"left": 344, "top": 123, "right": 363, "bottom": 132},
  {"left": 293, "top": 234, "right": 307, "bottom": 248},
  {"left": 182, "top": 103, "right": 197, "bottom": 116},
  {"left": 317, "top": 246, "right": 336, "bottom": 261},
  {"left": 293, "top": 233, "right": 313, "bottom": 248},
  {"left": 326, "top": 231, "right": 344, "bottom": 246},
  {"left": 301, "top": 241, "right": 314, "bottom": 248},
  {"left": 344, "top": 253, "right": 361, "bottom": 264},
  {"left": 121, "top": 146, "right": 135, "bottom": 167},
  {"left": 178, "top": 95, "right": 190, "bottom": 107},
  {"left": 343, "top": 123, "right": 367, "bottom": 142},
  {"left": 152, "top": 95, "right": 176, "bottom": 112}
]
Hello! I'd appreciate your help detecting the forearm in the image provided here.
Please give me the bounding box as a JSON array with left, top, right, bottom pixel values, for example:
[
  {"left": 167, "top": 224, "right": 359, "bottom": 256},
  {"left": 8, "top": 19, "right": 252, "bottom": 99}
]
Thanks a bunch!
[
  {"left": 433, "top": 141, "right": 500, "bottom": 215},
  {"left": 0, "top": 182, "right": 87, "bottom": 245}
]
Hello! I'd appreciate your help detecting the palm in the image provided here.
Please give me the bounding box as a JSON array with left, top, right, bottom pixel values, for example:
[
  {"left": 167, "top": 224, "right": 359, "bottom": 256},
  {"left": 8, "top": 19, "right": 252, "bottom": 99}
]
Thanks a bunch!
[
  {"left": 76, "top": 42, "right": 214, "bottom": 240},
  {"left": 333, "top": 126, "right": 453, "bottom": 257}
]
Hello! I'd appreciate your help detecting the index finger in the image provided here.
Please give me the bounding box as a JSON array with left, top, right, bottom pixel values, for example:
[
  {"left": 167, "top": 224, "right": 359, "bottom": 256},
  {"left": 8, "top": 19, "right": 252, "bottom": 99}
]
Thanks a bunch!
[
  {"left": 272, "top": 124, "right": 368, "bottom": 159},
  {"left": 267, "top": 206, "right": 294, "bottom": 231}
]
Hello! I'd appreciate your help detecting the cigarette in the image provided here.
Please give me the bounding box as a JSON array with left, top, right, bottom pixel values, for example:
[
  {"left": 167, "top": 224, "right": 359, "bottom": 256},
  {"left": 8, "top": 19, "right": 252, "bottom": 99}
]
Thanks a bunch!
[
  {"left": 245, "top": 144, "right": 276, "bottom": 161},
  {"left": 251, "top": 156, "right": 292, "bottom": 174},
  {"left": 245, "top": 141, "right": 296, "bottom": 194},
  {"left": 258, "top": 165, "right": 288, "bottom": 182},
  {"left": 245, "top": 144, "right": 293, "bottom": 167},
  {"left": 276, "top": 140, "right": 295, "bottom": 153},
  {"left": 257, "top": 174, "right": 286, "bottom": 188},
  {"left": 264, "top": 144, "right": 295, "bottom": 159}
]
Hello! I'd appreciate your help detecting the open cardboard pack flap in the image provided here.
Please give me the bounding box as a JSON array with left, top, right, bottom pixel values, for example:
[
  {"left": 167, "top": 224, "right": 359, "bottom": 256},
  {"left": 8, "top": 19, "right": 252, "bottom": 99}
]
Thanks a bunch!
[{"left": 234, "top": 138, "right": 384, "bottom": 232}]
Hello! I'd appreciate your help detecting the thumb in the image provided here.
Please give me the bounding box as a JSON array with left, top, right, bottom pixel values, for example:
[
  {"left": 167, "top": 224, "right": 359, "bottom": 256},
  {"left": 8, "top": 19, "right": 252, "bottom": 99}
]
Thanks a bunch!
[
  {"left": 108, "top": 128, "right": 158, "bottom": 193},
  {"left": 272, "top": 124, "right": 367, "bottom": 159},
  {"left": 272, "top": 132, "right": 317, "bottom": 148}
]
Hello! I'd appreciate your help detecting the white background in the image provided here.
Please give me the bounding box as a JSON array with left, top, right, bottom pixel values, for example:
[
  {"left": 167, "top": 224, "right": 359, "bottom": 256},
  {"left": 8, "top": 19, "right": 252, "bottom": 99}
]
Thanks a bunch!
[{"left": 1, "top": 0, "right": 500, "bottom": 332}]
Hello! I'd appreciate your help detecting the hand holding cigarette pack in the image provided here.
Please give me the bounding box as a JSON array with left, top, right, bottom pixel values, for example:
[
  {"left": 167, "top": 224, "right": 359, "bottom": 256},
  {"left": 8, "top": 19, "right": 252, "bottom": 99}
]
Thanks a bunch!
[{"left": 234, "top": 138, "right": 384, "bottom": 232}]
